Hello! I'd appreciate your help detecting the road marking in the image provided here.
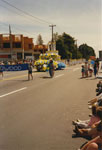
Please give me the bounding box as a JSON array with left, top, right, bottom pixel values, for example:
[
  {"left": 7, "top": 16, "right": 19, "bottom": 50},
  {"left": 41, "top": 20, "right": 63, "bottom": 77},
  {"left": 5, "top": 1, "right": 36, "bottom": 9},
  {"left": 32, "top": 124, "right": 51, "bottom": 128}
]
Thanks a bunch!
[
  {"left": 0, "top": 74, "right": 27, "bottom": 82},
  {"left": 55, "top": 74, "right": 64, "bottom": 78},
  {"left": 0, "top": 72, "right": 38, "bottom": 82},
  {"left": 73, "top": 68, "right": 80, "bottom": 72},
  {"left": 0, "top": 87, "right": 27, "bottom": 98}
]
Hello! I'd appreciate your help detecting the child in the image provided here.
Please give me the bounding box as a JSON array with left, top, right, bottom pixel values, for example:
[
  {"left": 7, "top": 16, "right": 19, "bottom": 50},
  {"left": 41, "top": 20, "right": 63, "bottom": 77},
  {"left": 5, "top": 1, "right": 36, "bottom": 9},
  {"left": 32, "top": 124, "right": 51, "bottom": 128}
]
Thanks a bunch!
[
  {"left": 88, "top": 64, "right": 93, "bottom": 77},
  {"left": 81, "top": 65, "right": 85, "bottom": 78},
  {"left": 85, "top": 62, "right": 88, "bottom": 77}
]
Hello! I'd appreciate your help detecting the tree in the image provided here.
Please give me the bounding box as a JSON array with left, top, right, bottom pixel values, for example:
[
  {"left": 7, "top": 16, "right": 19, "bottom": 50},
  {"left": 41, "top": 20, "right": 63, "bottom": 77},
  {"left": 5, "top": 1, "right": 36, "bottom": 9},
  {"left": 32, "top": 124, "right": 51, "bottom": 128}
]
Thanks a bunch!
[
  {"left": 56, "top": 32, "right": 82, "bottom": 59},
  {"left": 56, "top": 38, "right": 71, "bottom": 59},
  {"left": 79, "top": 44, "right": 95, "bottom": 60},
  {"left": 53, "top": 32, "right": 59, "bottom": 41},
  {"left": 36, "top": 34, "right": 43, "bottom": 45}
]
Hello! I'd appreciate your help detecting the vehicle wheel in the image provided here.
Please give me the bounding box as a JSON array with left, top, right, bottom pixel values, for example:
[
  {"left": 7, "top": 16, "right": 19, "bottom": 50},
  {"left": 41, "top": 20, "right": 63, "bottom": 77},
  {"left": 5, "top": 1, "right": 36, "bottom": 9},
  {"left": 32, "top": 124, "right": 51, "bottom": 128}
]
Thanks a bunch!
[{"left": 37, "top": 67, "right": 41, "bottom": 72}]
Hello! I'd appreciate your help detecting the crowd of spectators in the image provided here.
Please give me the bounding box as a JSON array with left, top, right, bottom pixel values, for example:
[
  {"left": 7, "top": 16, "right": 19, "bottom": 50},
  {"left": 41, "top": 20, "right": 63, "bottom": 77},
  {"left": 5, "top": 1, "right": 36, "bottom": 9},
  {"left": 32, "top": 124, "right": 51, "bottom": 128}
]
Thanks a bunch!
[
  {"left": 81, "top": 59, "right": 100, "bottom": 78},
  {"left": 72, "top": 80, "right": 102, "bottom": 150}
]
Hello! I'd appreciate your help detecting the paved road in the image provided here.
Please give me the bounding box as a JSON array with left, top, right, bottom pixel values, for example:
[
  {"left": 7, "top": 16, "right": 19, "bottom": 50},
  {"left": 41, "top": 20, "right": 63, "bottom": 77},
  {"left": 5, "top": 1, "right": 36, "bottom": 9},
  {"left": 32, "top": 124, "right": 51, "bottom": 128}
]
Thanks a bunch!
[{"left": 0, "top": 65, "right": 100, "bottom": 150}]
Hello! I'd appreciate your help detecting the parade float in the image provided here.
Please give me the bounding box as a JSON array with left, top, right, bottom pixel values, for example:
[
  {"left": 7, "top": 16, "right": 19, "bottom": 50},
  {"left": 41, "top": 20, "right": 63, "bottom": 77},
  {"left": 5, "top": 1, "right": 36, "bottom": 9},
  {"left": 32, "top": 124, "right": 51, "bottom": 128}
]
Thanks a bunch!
[{"left": 34, "top": 42, "right": 66, "bottom": 72}]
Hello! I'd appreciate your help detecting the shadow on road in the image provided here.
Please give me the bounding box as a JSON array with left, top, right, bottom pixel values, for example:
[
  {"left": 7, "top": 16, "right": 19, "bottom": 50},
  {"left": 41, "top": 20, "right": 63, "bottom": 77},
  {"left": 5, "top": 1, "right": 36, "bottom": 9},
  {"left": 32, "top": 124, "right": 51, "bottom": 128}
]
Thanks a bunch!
[
  {"left": 72, "top": 134, "right": 91, "bottom": 148},
  {"left": 79, "top": 77, "right": 93, "bottom": 79},
  {"left": 97, "top": 77, "right": 102, "bottom": 79},
  {"left": 79, "top": 77, "right": 86, "bottom": 79},
  {"left": 40, "top": 76, "right": 51, "bottom": 79},
  {"left": 79, "top": 76, "right": 102, "bottom": 80},
  {"left": 86, "top": 78, "right": 98, "bottom": 80},
  {"left": 72, "top": 134, "right": 91, "bottom": 140}
]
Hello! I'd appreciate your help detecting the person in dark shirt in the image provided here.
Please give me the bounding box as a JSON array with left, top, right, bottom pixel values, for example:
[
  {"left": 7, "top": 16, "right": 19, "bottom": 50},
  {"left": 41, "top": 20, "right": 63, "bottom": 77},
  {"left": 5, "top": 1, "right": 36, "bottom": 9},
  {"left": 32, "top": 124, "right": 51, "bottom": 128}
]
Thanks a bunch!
[
  {"left": 0, "top": 65, "right": 3, "bottom": 78},
  {"left": 48, "top": 59, "right": 54, "bottom": 78},
  {"left": 94, "top": 62, "right": 97, "bottom": 78},
  {"left": 28, "top": 63, "right": 33, "bottom": 80}
]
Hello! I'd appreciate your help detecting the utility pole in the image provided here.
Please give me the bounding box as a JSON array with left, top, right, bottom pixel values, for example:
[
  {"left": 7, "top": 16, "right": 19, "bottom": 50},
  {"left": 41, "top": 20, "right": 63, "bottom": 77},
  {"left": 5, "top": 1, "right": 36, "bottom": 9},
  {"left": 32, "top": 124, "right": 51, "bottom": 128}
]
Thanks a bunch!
[
  {"left": 9, "top": 25, "right": 13, "bottom": 60},
  {"left": 22, "top": 36, "right": 24, "bottom": 60},
  {"left": 75, "top": 39, "right": 78, "bottom": 59},
  {"left": 49, "top": 24, "right": 56, "bottom": 51}
]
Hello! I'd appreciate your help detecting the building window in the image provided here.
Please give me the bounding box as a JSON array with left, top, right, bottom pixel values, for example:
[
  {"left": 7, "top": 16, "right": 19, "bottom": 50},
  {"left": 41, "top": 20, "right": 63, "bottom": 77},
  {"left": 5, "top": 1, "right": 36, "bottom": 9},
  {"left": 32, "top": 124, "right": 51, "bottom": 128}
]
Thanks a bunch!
[
  {"left": 40, "top": 50, "right": 43, "bottom": 53},
  {"left": 13, "top": 42, "right": 22, "bottom": 48},
  {"left": 3, "top": 43, "right": 10, "bottom": 48},
  {"left": 8, "top": 55, "right": 11, "bottom": 58}
]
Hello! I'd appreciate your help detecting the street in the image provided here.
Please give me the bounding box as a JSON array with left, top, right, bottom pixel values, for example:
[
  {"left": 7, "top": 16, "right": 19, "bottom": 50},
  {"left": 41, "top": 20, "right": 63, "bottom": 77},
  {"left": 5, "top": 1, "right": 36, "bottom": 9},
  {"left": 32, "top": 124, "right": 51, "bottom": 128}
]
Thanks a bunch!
[{"left": 0, "top": 65, "right": 100, "bottom": 150}]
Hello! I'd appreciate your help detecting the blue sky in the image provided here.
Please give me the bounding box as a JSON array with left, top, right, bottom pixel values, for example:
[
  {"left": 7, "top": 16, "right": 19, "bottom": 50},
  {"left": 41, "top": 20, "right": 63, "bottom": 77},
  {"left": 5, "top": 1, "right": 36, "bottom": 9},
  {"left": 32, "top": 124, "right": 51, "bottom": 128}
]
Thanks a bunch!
[{"left": 0, "top": 0, "right": 102, "bottom": 56}]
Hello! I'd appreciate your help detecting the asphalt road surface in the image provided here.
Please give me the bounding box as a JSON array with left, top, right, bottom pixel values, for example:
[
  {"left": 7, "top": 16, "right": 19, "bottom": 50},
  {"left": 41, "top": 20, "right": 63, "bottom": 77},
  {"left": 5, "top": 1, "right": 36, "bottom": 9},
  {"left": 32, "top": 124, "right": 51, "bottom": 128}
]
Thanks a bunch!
[{"left": 0, "top": 65, "right": 100, "bottom": 150}]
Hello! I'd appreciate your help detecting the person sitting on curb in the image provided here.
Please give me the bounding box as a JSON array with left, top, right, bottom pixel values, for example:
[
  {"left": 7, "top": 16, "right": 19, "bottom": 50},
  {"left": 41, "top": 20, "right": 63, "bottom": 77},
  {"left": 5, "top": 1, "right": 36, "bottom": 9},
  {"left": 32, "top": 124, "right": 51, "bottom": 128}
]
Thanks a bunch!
[
  {"left": 72, "top": 104, "right": 100, "bottom": 129},
  {"left": 73, "top": 107, "right": 102, "bottom": 139}
]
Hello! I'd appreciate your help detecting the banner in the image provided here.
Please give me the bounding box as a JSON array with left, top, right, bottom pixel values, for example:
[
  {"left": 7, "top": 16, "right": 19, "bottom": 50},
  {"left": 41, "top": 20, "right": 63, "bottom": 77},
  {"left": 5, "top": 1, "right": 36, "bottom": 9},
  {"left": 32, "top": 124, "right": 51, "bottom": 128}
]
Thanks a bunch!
[{"left": 0, "top": 64, "right": 28, "bottom": 71}]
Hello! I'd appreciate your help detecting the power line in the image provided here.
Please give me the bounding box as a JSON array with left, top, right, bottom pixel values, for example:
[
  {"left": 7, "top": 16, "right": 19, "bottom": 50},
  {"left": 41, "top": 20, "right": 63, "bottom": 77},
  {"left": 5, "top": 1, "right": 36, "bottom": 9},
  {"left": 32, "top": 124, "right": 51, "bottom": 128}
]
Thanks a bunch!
[
  {"left": 0, "top": 0, "right": 58, "bottom": 43},
  {"left": 1, "top": 0, "right": 53, "bottom": 25},
  {"left": 0, "top": 22, "right": 9, "bottom": 29},
  {"left": 0, "top": 4, "right": 42, "bottom": 25},
  {"left": 0, "top": 4, "right": 47, "bottom": 25},
  {"left": 0, "top": 4, "right": 47, "bottom": 36},
  {"left": 0, "top": 22, "right": 32, "bottom": 36}
]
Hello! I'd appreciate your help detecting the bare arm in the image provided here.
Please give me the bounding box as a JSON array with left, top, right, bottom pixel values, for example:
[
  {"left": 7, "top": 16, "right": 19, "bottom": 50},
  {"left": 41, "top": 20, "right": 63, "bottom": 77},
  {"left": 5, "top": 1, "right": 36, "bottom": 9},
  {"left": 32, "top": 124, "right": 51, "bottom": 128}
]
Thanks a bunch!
[
  {"left": 88, "top": 98, "right": 97, "bottom": 104},
  {"left": 91, "top": 120, "right": 101, "bottom": 128}
]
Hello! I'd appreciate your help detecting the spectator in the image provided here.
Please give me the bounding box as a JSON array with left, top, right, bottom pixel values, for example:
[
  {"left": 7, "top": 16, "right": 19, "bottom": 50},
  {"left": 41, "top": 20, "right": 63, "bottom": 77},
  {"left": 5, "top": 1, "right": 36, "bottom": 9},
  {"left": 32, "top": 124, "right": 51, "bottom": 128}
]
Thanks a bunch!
[{"left": 81, "top": 65, "right": 85, "bottom": 78}]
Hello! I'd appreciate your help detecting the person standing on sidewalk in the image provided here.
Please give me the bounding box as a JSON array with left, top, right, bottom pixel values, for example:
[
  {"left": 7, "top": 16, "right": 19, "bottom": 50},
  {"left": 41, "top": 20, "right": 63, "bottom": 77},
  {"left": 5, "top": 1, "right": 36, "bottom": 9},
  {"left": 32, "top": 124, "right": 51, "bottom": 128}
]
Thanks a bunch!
[
  {"left": 88, "top": 64, "right": 93, "bottom": 77},
  {"left": 81, "top": 65, "right": 85, "bottom": 78},
  {"left": 85, "top": 62, "right": 88, "bottom": 77},
  {"left": 94, "top": 61, "right": 97, "bottom": 78}
]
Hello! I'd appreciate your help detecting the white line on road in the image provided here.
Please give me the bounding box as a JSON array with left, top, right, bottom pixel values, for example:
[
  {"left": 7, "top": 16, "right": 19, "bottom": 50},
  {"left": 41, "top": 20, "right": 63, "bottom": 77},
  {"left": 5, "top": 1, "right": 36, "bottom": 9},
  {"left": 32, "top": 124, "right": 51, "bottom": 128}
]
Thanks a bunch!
[
  {"left": 0, "top": 87, "right": 27, "bottom": 98},
  {"left": 55, "top": 74, "right": 64, "bottom": 78},
  {"left": 73, "top": 68, "right": 80, "bottom": 72}
]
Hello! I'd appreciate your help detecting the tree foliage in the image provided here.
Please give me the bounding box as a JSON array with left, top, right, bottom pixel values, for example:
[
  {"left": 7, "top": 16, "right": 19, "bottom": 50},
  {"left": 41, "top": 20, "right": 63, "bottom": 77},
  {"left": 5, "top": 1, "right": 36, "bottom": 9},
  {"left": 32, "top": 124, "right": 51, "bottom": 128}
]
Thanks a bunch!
[
  {"left": 55, "top": 32, "right": 95, "bottom": 59},
  {"left": 78, "top": 44, "right": 95, "bottom": 60},
  {"left": 56, "top": 32, "right": 82, "bottom": 59},
  {"left": 36, "top": 34, "right": 43, "bottom": 45}
]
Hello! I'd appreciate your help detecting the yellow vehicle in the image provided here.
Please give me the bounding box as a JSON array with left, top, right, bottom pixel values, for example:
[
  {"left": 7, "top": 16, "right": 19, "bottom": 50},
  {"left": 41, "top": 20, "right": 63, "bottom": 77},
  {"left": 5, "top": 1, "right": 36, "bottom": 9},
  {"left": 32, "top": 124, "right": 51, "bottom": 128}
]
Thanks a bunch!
[{"left": 34, "top": 51, "right": 61, "bottom": 72}]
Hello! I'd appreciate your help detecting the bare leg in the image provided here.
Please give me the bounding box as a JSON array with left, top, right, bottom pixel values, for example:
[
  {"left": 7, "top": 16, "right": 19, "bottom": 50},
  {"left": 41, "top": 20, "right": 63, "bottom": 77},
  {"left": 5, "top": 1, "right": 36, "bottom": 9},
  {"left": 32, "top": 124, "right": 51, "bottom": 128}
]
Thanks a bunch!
[
  {"left": 0, "top": 72, "right": 3, "bottom": 78},
  {"left": 28, "top": 73, "right": 30, "bottom": 80},
  {"left": 31, "top": 74, "right": 33, "bottom": 80}
]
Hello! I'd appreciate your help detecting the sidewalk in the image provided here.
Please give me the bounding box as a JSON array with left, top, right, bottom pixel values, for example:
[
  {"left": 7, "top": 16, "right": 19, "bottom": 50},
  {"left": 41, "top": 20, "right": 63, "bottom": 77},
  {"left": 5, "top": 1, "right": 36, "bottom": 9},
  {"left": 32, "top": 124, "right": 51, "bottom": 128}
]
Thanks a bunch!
[{"left": 97, "top": 74, "right": 102, "bottom": 79}]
